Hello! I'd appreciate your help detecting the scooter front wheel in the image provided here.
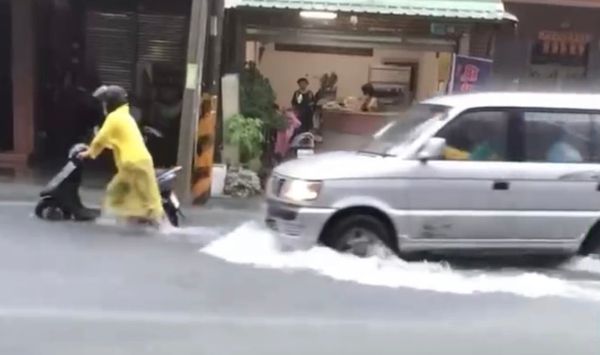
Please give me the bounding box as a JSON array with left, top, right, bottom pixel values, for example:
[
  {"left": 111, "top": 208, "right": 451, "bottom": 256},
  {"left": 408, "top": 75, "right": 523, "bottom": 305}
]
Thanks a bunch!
[{"left": 35, "top": 198, "right": 70, "bottom": 221}]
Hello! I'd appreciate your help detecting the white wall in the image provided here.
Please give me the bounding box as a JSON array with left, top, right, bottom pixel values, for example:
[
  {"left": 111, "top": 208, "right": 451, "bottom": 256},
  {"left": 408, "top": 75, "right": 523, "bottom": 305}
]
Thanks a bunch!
[{"left": 254, "top": 43, "right": 440, "bottom": 108}]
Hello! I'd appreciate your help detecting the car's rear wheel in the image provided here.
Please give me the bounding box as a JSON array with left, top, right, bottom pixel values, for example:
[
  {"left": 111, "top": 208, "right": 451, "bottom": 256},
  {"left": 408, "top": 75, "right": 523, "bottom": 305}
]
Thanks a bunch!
[{"left": 324, "top": 214, "right": 396, "bottom": 257}]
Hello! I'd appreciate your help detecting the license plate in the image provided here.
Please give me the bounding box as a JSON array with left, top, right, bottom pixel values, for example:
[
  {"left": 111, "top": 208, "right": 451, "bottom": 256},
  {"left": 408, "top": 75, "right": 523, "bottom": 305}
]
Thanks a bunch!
[{"left": 169, "top": 193, "right": 181, "bottom": 209}]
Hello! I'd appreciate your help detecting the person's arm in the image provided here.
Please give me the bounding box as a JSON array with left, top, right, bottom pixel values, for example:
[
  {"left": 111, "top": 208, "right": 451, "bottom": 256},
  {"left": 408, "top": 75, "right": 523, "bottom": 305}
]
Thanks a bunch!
[
  {"left": 367, "top": 97, "right": 378, "bottom": 112},
  {"left": 307, "top": 90, "right": 315, "bottom": 105},
  {"left": 444, "top": 146, "right": 469, "bottom": 160},
  {"left": 84, "top": 115, "right": 117, "bottom": 159},
  {"left": 291, "top": 91, "right": 298, "bottom": 107}
]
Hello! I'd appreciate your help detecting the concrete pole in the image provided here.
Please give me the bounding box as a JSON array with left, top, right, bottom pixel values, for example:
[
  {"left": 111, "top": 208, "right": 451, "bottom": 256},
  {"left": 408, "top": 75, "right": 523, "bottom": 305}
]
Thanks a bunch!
[
  {"left": 208, "top": 0, "right": 225, "bottom": 161},
  {"left": 189, "top": 0, "right": 224, "bottom": 204},
  {"left": 175, "top": 0, "right": 209, "bottom": 204}
]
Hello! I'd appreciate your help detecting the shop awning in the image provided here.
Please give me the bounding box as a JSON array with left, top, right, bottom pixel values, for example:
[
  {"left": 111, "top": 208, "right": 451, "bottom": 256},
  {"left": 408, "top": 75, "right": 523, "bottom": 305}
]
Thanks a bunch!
[{"left": 224, "top": 0, "right": 516, "bottom": 21}]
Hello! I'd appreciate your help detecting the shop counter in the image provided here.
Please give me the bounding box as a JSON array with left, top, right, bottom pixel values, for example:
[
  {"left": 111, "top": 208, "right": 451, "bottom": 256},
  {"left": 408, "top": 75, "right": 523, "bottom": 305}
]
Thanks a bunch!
[
  {"left": 320, "top": 109, "right": 397, "bottom": 136},
  {"left": 318, "top": 109, "right": 399, "bottom": 152}
]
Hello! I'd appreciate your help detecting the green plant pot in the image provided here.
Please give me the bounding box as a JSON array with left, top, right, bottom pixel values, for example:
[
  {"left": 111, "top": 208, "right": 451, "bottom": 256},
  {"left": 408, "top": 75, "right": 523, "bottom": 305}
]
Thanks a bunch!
[{"left": 247, "top": 157, "right": 262, "bottom": 172}]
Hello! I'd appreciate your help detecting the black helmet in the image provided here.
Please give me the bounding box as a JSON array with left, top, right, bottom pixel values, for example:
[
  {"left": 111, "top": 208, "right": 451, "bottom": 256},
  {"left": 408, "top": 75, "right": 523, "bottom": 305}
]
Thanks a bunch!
[{"left": 92, "top": 85, "right": 128, "bottom": 114}]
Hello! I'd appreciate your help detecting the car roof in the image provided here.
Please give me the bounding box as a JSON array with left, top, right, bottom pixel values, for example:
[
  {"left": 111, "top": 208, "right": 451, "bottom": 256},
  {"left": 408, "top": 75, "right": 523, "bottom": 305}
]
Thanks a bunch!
[{"left": 423, "top": 92, "right": 600, "bottom": 111}]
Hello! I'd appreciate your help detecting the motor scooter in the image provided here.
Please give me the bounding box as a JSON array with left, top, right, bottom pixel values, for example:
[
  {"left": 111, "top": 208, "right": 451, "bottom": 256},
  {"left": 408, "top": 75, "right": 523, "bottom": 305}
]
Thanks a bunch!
[
  {"left": 34, "top": 126, "right": 184, "bottom": 226},
  {"left": 288, "top": 132, "right": 315, "bottom": 160}
]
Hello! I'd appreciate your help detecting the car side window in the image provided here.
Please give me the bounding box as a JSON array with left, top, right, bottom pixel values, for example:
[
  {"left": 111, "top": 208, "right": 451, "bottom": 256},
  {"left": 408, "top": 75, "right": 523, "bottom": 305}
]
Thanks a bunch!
[
  {"left": 435, "top": 110, "right": 509, "bottom": 162},
  {"left": 523, "top": 111, "right": 599, "bottom": 163}
]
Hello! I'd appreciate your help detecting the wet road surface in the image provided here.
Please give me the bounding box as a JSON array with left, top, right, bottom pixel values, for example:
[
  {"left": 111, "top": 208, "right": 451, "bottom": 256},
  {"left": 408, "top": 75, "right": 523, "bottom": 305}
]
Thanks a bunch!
[{"left": 0, "top": 201, "right": 599, "bottom": 355}]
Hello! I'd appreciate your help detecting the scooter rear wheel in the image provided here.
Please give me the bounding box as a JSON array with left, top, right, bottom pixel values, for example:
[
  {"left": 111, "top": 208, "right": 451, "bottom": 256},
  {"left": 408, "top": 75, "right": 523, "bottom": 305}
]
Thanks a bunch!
[{"left": 163, "top": 204, "right": 179, "bottom": 227}]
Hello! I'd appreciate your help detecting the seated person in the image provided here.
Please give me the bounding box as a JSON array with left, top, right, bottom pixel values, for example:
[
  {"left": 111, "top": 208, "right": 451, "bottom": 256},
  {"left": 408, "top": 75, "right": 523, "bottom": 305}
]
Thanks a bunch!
[
  {"left": 360, "top": 83, "right": 379, "bottom": 112},
  {"left": 443, "top": 121, "right": 503, "bottom": 161},
  {"left": 545, "top": 126, "right": 583, "bottom": 163}
]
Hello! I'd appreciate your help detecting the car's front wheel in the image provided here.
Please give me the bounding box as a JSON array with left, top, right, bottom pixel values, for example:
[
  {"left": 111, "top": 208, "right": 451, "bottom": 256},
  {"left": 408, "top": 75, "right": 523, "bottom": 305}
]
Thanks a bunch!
[{"left": 324, "top": 214, "right": 397, "bottom": 258}]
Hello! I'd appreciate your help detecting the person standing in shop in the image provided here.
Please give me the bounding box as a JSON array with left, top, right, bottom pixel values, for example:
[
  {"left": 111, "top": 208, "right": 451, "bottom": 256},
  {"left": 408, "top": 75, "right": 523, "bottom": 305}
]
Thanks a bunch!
[{"left": 291, "top": 78, "right": 315, "bottom": 134}]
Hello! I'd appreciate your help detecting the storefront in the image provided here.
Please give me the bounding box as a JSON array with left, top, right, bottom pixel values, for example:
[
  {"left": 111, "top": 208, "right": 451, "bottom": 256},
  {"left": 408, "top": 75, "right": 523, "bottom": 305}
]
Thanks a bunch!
[
  {"left": 223, "top": 0, "right": 516, "bottom": 151},
  {"left": 0, "top": 0, "right": 194, "bottom": 177},
  {"left": 493, "top": 0, "right": 600, "bottom": 91}
]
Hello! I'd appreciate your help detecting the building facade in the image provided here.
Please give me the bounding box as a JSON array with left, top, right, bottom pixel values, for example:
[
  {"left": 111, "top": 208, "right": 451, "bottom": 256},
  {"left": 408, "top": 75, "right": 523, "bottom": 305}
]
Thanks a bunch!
[
  {"left": 493, "top": 0, "right": 600, "bottom": 91},
  {"left": 224, "top": 0, "right": 516, "bottom": 107}
]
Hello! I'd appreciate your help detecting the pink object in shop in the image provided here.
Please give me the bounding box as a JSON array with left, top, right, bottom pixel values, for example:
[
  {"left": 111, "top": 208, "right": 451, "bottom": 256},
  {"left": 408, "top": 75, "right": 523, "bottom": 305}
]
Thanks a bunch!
[{"left": 275, "top": 109, "right": 302, "bottom": 157}]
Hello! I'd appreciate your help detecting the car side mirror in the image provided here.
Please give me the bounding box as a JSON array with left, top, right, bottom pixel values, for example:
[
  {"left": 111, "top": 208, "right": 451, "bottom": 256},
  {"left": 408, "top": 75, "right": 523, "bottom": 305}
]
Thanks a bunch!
[{"left": 418, "top": 137, "right": 446, "bottom": 163}]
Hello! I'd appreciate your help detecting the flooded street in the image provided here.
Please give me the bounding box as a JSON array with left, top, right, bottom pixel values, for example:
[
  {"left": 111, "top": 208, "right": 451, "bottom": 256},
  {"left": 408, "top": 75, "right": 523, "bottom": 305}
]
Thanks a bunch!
[{"left": 0, "top": 202, "right": 599, "bottom": 355}]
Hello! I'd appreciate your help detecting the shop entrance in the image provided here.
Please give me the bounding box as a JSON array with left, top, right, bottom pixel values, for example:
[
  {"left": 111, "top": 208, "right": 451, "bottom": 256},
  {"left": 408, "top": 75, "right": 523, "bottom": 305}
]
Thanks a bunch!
[
  {"left": 0, "top": 0, "right": 12, "bottom": 152},
  {"left": 34, "top": 0, "right": 190, "bottom": 172},
  {"left": 248, "top": 37, "right": 454, "bottom": 152}
]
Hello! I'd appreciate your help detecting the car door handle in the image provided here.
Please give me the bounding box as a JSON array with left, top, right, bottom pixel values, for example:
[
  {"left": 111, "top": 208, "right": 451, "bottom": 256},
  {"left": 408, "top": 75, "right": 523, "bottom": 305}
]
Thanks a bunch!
[{"left": 493, "top": 181, "right": 510, "bottom": 191}]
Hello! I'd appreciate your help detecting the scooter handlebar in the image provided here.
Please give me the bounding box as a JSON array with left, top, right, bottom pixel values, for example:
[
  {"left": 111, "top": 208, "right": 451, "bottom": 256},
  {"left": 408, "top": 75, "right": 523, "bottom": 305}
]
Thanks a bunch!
[{"left": 68, "top": 143, "right": 89, "bottom": 160}]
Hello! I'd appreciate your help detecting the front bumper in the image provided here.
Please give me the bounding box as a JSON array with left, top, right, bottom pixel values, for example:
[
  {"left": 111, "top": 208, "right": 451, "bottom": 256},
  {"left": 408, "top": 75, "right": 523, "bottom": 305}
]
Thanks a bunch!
[{"left": 265, "top": 199, "right": 334, "bottom": 251}]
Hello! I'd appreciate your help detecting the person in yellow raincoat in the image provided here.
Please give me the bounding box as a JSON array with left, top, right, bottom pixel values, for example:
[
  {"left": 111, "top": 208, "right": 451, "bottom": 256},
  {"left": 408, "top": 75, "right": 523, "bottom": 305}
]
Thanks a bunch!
[{"left": 79, "top": 85, "right": 164, "bottom": 225}]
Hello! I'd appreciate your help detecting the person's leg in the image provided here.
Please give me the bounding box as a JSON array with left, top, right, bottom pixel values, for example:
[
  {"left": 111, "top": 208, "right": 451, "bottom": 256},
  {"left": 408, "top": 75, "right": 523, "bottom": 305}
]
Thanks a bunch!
[
  {"left": 129, "top": 161, "right": 164, "bottom": 223},
  {"left": 103, "top": 171, "right": 132, "bottom": 220}
]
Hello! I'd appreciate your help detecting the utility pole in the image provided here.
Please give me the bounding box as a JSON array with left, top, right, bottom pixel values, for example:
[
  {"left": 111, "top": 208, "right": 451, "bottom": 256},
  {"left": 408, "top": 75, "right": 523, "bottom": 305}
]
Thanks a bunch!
[
  {"left": 208, "top": 0, "right": 225, "bottom": 163},
  {"left": 208, "top": 0, "right": 225, "bottom": 95},
  {"left": 186, "top": 0, "right": 225, "bottom": 204},
  {"left": 175, "top": 0, "right": 209, "bottom": 204}
]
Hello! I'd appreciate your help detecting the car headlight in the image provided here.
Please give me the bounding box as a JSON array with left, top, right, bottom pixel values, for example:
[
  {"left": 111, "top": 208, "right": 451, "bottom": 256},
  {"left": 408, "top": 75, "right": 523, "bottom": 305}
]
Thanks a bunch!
[{"left": 281, "top": 179, "right": 322, "bottom": 201}]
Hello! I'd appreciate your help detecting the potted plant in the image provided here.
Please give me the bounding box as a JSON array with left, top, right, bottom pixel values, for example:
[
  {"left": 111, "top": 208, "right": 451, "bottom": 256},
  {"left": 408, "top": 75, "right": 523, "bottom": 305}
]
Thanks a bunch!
[
  {"left": 224, "top": 113, "right": 264, "bottom": 165},
  {"left": 239, "top": 61, "right": 286, "bottom": 131},
  {"left": 238, "top": 61, "right": 286, "bottom": 184},
  {"left": 223, "top": 113, "right": 265, "bottom": 197}
]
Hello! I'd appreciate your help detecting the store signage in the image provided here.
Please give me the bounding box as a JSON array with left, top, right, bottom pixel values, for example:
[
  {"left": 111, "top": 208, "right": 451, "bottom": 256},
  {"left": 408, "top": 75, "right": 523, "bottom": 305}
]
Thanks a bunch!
[
  {"left": 531, "top": 30, "right": 591, "bottom": 66},
  {"left": 538, "top": 30, "right": 591, "bottom": 54},
  {"left": 430, "top": 23, "right": 456, "bottom": 35},
  {"left": 448, "top": 54, "right": 493, "bottom": 94}
]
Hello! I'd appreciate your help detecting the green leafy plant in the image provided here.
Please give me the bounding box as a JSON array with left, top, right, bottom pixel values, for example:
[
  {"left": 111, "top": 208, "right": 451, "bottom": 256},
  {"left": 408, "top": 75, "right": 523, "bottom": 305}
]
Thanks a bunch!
[
  {"left": 224, "top": 114, "right": 265, "bottom": 164},
  {"left": 239, "top": 61, "right": 286, "bottom": 130}
]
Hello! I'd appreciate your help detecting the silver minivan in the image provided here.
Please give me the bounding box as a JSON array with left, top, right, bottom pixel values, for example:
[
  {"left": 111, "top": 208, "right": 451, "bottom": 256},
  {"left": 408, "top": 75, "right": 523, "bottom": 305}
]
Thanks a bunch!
[{"left": 265, "top": 92, "right": 600, "bottom": 259}]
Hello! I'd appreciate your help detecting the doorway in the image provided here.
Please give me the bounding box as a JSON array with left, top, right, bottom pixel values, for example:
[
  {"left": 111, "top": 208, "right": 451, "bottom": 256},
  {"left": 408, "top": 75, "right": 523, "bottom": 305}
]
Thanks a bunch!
[{"left": 0, "top": 0, "right": 13, "bottom": 152}]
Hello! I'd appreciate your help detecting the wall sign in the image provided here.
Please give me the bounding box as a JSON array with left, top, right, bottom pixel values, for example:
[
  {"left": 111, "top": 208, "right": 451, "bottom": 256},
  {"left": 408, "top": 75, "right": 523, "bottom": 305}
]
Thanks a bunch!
[
  {"left": 531, "top": 30, "right": 591, "bottom": 67},
  {"left": 448, "top": 54, "right": 493, "bottom": 94}
]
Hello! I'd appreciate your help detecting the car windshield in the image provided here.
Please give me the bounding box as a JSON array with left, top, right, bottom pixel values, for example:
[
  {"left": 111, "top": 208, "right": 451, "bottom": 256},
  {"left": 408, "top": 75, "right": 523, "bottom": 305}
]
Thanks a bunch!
[{"left": 360, "top": 104, "right": 450, "bottom": 156}]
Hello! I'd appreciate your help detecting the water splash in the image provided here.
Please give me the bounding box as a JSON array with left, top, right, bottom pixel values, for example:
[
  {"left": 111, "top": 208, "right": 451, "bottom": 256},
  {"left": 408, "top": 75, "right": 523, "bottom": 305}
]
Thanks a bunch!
[
  {"left": 201, "top": 221, "right": 600, "bottom": 301},
  {"left": 562, "top": 256, "right": 600, "bottom": 275}
]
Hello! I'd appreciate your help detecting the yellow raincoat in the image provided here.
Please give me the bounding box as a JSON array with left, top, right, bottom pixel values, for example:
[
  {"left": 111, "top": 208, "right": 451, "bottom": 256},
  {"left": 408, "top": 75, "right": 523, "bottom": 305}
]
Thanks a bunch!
[{"left": 88, "top": 104, "right": 164, "bottom": 220}]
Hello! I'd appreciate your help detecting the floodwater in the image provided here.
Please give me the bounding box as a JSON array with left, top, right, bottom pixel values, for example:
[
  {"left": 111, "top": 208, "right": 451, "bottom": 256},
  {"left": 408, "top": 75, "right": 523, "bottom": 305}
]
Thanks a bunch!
[{"left": 202, "top": 221, "right": 600, "bottom": 301}]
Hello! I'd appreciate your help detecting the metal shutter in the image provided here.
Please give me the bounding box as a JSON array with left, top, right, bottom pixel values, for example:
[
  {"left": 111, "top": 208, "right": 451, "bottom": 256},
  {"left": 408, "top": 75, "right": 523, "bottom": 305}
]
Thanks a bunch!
[
  {"left": 470, "top": 24, "right": 494, "bottom": 58},
  {"left": 137, "top": 13, "right": 188, "bottom": 66},
  {"left": 85, "top": 11, "right": 137, "bottom": 91}
]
